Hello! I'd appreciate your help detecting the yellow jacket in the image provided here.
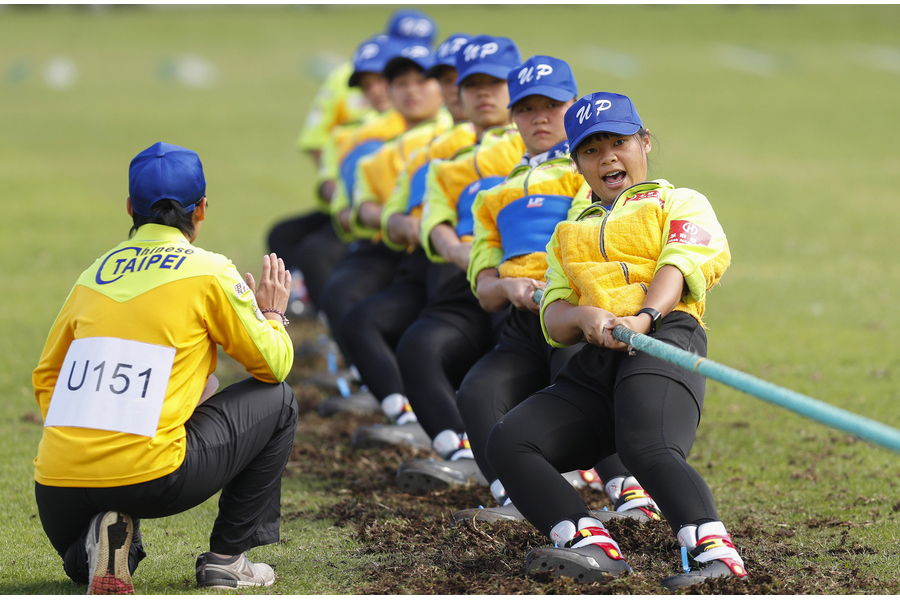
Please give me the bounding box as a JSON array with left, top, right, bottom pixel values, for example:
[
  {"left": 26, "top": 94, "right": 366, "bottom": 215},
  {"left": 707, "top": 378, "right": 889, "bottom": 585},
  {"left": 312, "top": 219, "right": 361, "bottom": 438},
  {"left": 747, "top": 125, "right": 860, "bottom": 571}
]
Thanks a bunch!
[
  {"left": 380, "top": 122, "right": 477, "bottom": 252},
  {"left": 348, "top": 109, "right": 454, "bottom": 242},
  {"left": 328, "top": 109, "right": 407, "bottom": 236},
  {"left": 33, "top": 224, "right": 294, "bottom": 488},
  {"left": 541, "top": 179, "right": 731, "bottom": 346},
  {"left": 297, "top": 61, "right": 375, "bottom": 154},
  {"left": 420, "top": 125, "right": 525, "bottom": 263},
  {"left": 468, "top": 140, "right": 592, "bottom": 294}
]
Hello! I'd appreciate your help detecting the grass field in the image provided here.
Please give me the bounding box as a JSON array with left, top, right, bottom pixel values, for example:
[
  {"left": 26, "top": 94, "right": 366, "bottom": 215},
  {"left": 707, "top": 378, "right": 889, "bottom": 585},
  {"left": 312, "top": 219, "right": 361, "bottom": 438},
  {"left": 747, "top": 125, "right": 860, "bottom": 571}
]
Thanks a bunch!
[{"left": 2, "top": 4, "right": 899, "bottom": 594}]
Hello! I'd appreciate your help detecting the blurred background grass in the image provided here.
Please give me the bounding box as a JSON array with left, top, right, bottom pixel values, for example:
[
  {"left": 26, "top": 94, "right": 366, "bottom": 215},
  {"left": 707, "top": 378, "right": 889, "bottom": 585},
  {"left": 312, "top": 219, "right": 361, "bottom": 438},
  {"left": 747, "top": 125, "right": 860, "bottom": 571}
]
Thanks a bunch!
[{"left": 2, "top": 4, "right": 899, "bottom": 593}]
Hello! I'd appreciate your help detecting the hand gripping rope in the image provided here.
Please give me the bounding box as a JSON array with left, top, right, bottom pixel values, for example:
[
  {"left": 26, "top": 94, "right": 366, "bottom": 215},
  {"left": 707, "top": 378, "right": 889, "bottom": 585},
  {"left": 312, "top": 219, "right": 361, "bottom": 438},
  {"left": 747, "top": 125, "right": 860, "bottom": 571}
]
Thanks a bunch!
[{"left": 612, "top": 326, "right": 900, "bottom": 454}]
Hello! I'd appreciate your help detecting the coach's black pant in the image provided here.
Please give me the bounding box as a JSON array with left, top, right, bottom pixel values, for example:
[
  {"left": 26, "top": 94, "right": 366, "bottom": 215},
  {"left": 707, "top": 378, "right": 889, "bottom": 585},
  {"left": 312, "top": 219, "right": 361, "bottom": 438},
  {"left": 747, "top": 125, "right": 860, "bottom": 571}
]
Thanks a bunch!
[{"left": 35, "top": 378, "right": 298, "bottom": 584}]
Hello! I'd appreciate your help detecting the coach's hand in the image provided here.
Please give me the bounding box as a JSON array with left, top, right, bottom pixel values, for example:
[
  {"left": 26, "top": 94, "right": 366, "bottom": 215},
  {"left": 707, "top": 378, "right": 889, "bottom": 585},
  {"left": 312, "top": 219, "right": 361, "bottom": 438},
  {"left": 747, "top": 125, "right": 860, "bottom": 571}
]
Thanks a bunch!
[{"left": 246, "top": 253, "right": 291, "bottom": 321}]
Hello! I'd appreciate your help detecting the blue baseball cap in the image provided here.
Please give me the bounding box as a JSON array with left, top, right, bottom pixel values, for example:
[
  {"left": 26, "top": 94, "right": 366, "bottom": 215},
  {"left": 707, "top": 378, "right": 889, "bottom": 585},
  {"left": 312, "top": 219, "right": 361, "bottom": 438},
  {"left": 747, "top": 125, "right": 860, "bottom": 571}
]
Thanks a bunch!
[
  {"left": 426, "top": 33, "right": 471, "bottom": 77},
  {"left": 507, "top": 55, "right": 578, "bottom": 108},
  {"left": 348, "top": 34, "right": 396, "bottom": 87},
  {"left": 564, "top": 92, "right": 644, "bottom": 151},
  {"left": 386, "top": 8, "right": 437, "bottom": 44},
  {"left": 455, "top": 35, "right": 521, "bottom": 86},
  {"left": 129, "top": 142, "right": 206, "bottom": 217},
  {"left": 383, "top": 40, "right": 436, "bottom": 81}
]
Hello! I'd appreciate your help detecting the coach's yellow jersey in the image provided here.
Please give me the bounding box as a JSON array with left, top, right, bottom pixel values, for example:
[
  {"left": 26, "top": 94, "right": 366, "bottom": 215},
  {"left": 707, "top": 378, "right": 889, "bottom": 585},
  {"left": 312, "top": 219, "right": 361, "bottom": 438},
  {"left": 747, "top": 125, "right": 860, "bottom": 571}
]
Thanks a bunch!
[{"left": 33, "top": 224, "right": 294, "bottom": 488}]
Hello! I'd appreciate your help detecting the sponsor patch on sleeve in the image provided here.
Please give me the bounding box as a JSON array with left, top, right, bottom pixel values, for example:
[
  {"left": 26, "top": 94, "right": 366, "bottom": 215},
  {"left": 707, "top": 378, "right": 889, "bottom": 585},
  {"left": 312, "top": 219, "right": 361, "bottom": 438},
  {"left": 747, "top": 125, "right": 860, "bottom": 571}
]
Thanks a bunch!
[
  {"left": 234, "top": 281, "right": 251, "bottom": 297},
  {"left": 667, "top": 220, "right": 711, "bottom": 246}
]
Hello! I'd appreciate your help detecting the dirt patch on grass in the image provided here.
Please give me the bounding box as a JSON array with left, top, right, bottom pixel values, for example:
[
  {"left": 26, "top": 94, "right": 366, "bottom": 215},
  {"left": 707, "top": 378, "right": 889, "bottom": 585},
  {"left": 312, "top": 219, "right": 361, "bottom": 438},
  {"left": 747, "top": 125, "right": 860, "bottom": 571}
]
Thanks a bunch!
[{"left": 283, "top": 319, "right": 894, "bottom": 594}]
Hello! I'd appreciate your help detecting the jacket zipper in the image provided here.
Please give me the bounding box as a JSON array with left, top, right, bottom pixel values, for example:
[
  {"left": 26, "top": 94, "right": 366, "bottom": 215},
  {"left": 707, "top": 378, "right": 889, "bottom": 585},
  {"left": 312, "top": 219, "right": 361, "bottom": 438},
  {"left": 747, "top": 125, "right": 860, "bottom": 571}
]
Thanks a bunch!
[{"left": 597, "top": 181, "right": 653, "bottom": 262}]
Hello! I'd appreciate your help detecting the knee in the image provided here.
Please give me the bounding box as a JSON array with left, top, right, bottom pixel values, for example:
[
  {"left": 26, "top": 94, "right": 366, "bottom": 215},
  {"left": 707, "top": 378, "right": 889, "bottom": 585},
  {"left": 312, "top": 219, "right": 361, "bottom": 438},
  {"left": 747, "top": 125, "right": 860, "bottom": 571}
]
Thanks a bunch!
[
  {"left": 615, "top": 434, "right": 684, "bottom": 477},
  {"left": 279, "top": 380, "right": 298, "bottom": 411},
  {"left": 485, "top": 417, "right": 529, "bottom": 474}
]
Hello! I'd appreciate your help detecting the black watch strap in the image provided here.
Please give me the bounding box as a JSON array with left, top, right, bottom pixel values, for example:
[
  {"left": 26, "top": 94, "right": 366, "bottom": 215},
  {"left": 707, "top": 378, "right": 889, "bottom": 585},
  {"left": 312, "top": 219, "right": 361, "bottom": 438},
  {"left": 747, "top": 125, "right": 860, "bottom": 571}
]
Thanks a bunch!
[{"left": 636, "top": 307, "right": 662, "bottom": 334}]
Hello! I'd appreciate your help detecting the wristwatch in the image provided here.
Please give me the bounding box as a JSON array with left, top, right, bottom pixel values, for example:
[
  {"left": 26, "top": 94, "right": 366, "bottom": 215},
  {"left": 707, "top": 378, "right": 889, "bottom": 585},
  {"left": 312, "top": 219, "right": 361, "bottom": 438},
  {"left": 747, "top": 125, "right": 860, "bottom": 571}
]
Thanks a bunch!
[{"left": 635, "top": 307, "right": 662, "bottom": 334}]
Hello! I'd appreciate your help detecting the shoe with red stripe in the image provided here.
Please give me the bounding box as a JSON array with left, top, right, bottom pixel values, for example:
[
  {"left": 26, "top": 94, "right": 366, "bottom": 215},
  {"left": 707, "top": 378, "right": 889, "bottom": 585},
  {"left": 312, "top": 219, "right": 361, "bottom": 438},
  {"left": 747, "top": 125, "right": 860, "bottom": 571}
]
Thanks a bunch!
[
  {"left": 601, "top": 475, "right": 662, "bottom": 522},
  {"left": 525, "top": 519, "right": 632, "bottom": 582},
  {"left": 86, "top": 511, "right": 134, "bottom": 595},
  {"left": 660, "top": 521, "right": 748, "bottom": 590}
]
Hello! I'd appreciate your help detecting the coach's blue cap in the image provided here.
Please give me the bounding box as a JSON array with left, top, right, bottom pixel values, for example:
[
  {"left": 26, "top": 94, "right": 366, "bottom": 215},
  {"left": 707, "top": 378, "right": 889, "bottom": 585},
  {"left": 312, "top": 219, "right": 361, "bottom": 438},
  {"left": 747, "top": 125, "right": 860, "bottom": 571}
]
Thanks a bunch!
[
  {"left": 129, "top": 142, "right": 206, "bottom": 217},
  {"left": 386, "top": 8, "right": 437, "bottom": 44},
  {"left": 564, "top": 92, "right": 643, "bottom": 151},
  {"left": 455, "top": 35, "right": 521, "bottom": 86},
  {"left": 426, "top": 33, "right": 471, "bottom": 77},
  {"left": 383, "top": 40, "right": 436, "bottom": 81},
  {"left": 349, "top": 34, "right": 397, "bottom": 87},
  {"left": 507, "top": 55, "right": 578, "bottom": 108}
]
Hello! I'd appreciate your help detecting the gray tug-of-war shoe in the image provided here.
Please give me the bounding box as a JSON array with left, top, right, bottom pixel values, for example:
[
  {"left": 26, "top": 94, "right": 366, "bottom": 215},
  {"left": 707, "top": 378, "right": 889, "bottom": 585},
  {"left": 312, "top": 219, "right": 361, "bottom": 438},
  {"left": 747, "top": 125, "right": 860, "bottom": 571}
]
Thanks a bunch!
[{"left": 526, "top": 522, "right": 632, "bottom": 583}]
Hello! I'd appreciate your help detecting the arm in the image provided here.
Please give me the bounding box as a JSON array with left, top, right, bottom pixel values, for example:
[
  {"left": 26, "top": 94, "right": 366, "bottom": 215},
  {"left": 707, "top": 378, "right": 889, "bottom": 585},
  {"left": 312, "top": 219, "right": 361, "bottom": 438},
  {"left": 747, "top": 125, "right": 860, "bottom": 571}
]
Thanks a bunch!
[
  {"left": 598, "top": 264, "right": 686, "bottom": 351},
  {"left": 545, "top": 265, "right": 685, "bottom": 351},
  {"left": 474, "top": 268, "right": 543, "bottom": 314},
  {"left": 429, "top": 223, "right": 470, "bottom": 271},
  {"left": 386, "top": 213, "right": 421, "bottom": 249},
  {"left": 357, "top": 201, "right": 383, "bottom": 231},
  {"left": 207, "top": 253, "right": 294, "bottom": 383}
]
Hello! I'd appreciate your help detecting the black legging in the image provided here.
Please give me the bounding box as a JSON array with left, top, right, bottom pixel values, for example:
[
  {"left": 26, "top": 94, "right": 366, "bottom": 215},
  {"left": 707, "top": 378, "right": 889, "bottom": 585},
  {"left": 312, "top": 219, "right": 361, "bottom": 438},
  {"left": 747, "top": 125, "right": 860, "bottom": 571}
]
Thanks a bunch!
[
  {"left": 397, "top": 266, "right": 496, "bottom": 440},
  {"left": 318, "top": 241, "right": 403, "bottom": 361},
  {"left": 486, "top": 312, "right": 718, "bottom": 537},
  {"left": 267, "top": 211, "right": 331, "bottom": 272},
  {"left": 338, "top": 250, "right": 430, "bottom": 401},
  {"left": 397, "top": 315, "right": 489, "bottom": 438},
  {"left": 292, "top": 224, "right": 348, "bottom": 312},
  {"left": 456, "top": 309, "right": 583, "bottom": 483}
]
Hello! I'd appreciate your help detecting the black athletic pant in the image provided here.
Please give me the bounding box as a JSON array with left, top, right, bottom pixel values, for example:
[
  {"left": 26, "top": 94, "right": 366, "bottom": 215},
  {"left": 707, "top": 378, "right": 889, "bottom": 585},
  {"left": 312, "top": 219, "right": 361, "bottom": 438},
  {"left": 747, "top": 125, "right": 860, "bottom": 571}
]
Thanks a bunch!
[
  {"left": 35, "top": 378, "right": 298, "bottom": 584},
  {"left": 456, "top": 308, "right": 583, "bottom": 483},
  {"left": 486, "top": 311, "right": 717, "bottom": 537},
  {"left": 292, "top": 223, "right": 348, "bottom": 313},
  {"left": 318, "top": 240, "right": 403, "bottom": 362},
  {"left": 338, "top": 249, "right": 430, "bottom": 401},
  {"left": 267, "top": 210, "right": 331, "bottom": 271},
  {"left": 398, "top": 266, "right": 496, "bottom": 440}
]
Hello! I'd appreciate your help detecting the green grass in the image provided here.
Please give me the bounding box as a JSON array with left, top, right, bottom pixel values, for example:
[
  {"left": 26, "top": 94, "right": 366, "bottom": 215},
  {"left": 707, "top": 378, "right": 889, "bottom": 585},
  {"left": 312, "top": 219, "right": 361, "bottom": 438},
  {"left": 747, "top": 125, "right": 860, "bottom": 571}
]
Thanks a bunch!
[{"left": 2, "top": 4, "right": 899, "bottom": 594}]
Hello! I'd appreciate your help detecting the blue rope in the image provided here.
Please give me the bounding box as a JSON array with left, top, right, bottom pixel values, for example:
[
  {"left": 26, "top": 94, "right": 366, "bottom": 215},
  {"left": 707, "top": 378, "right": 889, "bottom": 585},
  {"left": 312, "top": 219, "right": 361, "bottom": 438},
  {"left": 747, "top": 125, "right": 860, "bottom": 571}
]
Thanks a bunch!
[{"left": 612, "top": 325, "right": 900, "bottom": 454}]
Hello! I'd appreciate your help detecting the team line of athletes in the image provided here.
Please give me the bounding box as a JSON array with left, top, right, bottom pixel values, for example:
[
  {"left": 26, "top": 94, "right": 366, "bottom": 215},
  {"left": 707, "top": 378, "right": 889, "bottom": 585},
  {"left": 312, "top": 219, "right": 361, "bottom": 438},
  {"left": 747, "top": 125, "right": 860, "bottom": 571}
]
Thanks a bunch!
[{"left": 268, "top": 8, "right": 748, "bottom": 589}]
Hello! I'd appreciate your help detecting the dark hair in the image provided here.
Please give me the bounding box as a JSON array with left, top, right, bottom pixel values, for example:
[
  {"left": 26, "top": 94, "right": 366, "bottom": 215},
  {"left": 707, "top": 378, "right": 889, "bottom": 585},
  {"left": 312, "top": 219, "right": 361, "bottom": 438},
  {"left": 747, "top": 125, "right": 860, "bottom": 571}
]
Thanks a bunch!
[
  {"left": 385, "top": 62, "right": 425, "bottom": 84},
  {"left": 130, "top": 199, "right": 197, "bottom": 238}
]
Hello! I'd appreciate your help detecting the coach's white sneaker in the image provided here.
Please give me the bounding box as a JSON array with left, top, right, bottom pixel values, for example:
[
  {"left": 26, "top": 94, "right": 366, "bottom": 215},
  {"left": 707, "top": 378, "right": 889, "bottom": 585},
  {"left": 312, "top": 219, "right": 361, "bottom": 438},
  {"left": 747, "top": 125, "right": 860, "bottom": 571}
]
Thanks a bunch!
[
  {"left": 195, "top": 552, "right": 275, "bottom": 589},
  {"left": 86, "top": 511, "right": 134, "bottom": 595}
]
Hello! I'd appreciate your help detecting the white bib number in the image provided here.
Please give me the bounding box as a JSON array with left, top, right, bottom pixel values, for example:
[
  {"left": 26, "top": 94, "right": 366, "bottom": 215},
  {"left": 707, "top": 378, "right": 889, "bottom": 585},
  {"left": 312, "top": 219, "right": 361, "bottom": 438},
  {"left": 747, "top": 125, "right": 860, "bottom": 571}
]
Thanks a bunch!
[{"left": 45, "top": 337, "right": 175, "bottom": 438}]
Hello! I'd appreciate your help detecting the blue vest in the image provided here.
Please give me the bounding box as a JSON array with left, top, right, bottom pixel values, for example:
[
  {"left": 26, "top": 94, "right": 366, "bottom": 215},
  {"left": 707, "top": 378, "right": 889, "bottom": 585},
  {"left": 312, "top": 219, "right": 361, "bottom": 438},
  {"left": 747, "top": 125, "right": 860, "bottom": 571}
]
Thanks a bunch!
[
  {"left": 496, "top": 194, "right": 572, "bottom": 262},
  {"left": 340, "top": 140, "right": 384, "bottom": 204},
  {"left": 456, "top": 176, "right": 505, "bottom": 237},
  {"left": 405, "top": 162, "right": 431, "bottom": 213}
]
